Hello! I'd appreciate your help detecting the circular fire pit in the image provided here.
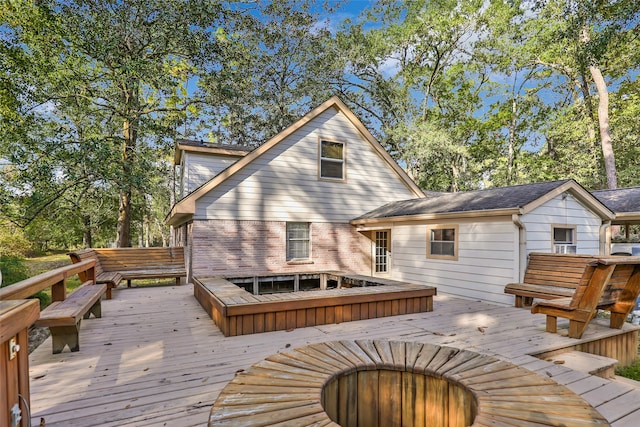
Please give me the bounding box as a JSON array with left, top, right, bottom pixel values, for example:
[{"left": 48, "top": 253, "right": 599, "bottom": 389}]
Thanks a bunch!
[{"left": 209, "top": 340, "right": 609, "bottom": 426}]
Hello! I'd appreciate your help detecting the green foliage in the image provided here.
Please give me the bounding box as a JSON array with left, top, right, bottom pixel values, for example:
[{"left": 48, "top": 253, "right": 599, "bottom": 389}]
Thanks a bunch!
[
  {"left": 1, "top": 0, "right": 640, "bottom": 257},
  {"left": 616, "top": 357, "right": 640, "bottom": 381},
  {"left": 0, "top": 255, "right": 28, "bottom": 287},
  {"left": 197, "top": 0, "right": 338, "bottom": 145},
  {"left": 1, "top": 0, "right": 224, "bottom": 247},
  {"left": 0, "top": 221, "right": 33, "bottom": 257},
  {"left": 332, "top": 0, "right": 640, "bottom": 191},
  {"left": 0, "top": 221, "right": 30, "bottom": 287}
]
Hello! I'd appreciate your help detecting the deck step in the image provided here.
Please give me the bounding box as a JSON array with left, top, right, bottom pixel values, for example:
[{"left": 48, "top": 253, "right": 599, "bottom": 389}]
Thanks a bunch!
[
  {"left": 545, "top": 351, "right": 618, "bottom": 378},
  {"left": 614, "top": 375, "right": 640, "bottom": 388}
]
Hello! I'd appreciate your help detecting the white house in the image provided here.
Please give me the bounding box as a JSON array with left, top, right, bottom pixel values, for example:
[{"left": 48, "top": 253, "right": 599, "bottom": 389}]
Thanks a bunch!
[
  {"left": 167, "top": 97, "right": 425, "bottom": 281},
  {"left": 168, "top": 97, "right": 620, "bottom": 306}
]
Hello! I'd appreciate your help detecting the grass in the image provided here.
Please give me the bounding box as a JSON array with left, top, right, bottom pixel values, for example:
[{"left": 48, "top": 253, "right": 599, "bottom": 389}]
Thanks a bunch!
[
  {"left": 25, "top": 251, "right": 75, "bottom": 275},
  {"left": 616, "top": 357, "right": 640, "bottom": 381},
  {"left": 22, "top": 252, "right": 82, "bottom": 308}
]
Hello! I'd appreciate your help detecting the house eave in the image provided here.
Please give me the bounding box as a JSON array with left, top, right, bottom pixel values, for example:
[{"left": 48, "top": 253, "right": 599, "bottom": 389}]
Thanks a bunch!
[
  {"left": 165, "top": 200, "right": 195, "bottom": 226},
  {"left": 350, "top": 208, "right": 522, "bottom": 227},
  {"left": 611, "top": 212, "right": 640, "bottom": 224},
  {"left": 174, "top": 142, "right": 251, "bottom": 165}
]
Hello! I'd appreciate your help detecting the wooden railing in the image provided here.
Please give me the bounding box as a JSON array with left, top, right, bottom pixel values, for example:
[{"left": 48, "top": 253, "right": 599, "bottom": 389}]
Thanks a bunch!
[{"left": 0, "top": 259, "right": 96, "bottom": 302}]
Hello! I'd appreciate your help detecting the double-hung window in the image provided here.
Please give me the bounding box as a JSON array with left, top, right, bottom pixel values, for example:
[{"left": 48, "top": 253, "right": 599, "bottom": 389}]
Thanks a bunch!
[
  {"left": 319, "top": 140, "right": 345, "bottom": 180},
  {"left": 553, "top": 226, "right": 577, "bottom": 254},
  {"left": 287, "top": 222, "right": 310, "bottom": 261},
  {"left": 427, "top": 225, "right": 458, "bottom": 260}
]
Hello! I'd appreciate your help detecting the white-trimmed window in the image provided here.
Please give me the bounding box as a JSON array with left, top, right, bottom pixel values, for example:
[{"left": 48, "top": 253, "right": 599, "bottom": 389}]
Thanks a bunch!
[
  {"left": 287, "top": 222, "right": 310, "bottom": 261},
  {"left": 553, "top": 226, "right": 576, "bottom": 254},
  {"left": 319, "top": 139, "right": 345, "bottom": 180},
  {"left": 427, "top": 225, "right": 458, "bottom": 260}
]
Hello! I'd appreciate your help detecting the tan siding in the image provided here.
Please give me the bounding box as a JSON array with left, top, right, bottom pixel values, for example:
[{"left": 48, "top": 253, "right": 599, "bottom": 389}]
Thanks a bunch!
[
  {"left": 195, "top": 109, "right": 417, "bottom": 222},
  {"left": 183, "top": 152, "right": 239, "bottom": 195},
  {"left": 390, "top": 220, "right": 518, "bottom": 305},
  {"left": 523, "top": 194, "right": 602, "bottom": 255}
]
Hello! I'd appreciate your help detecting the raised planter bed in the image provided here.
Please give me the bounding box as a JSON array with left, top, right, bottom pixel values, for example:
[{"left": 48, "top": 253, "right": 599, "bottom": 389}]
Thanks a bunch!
[{"left": 194, "top": 273, "right": 436, "bottom": 337}]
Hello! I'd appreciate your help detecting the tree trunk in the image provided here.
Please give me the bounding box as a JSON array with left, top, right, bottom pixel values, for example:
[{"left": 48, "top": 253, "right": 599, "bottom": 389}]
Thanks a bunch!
[
  {"left": 144, "top": 213, "right": 150, "bottom": 247},
  {"left": 578, "top": 72, "right": 598, "bottom": 146},
  {"left": 82, "top": 215, "right": 92, "bottom": 248},
  {"left": 116, "top": 114, "right": 136, "bottom": 247},
  {"left": 451, "top": 160, "right": 460, "bottom": 192},
  {"left": 507, "top": 97, "right": 517, "bottom": 185},
  {"left": 589, "top": 65, "right": 617, "bottom": 189},
  {"left": 116, "top": 190, "right": 132, "bottom": 247},
  {"left": 155, "top": 218, "right": 168, "bottom": 247}
]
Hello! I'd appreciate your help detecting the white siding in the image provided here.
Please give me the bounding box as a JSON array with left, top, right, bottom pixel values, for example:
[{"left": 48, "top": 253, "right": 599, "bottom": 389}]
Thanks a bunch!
[
  {"left": 522, "top": 193, "right": 602, "bottom": 255},
  {"left": 195, "top": 109, "right": 417, "bottom": 222},
  {"left": 182, "top": 152, "right": 239, "bottom": 196},
  {"left": 390, "top": 218, "right": 519, "bottom": 306}
]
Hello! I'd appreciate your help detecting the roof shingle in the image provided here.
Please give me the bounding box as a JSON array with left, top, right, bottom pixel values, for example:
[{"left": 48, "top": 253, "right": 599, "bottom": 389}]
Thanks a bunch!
[
  {"left": 356, "top": 180, "right": 574, "bottom": 220},
  {"left": 592, "top": 187, "right": 640, "bottom": 213}
]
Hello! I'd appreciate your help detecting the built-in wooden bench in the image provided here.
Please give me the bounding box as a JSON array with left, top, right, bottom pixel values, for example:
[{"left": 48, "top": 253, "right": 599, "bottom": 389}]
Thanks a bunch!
[
  {"left": 68, "top": 247, "right": 186, "bottom": 299},
  {"left": 505, "top": 252, "right": 599, "bottom": 307},
  {"left": 532, "top": 256, "right": 640, "bottom": 339},
  {"left": 0, "top": 259, "right": 106, "bottom": 354},
  {"left": 209, "top": 340, "right": 609, "bottom": 426}
]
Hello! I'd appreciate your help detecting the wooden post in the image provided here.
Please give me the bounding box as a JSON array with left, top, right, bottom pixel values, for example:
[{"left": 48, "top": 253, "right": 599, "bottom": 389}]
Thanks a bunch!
[{"left": 51, "top": 277, "right": 67, "bottom": 302}]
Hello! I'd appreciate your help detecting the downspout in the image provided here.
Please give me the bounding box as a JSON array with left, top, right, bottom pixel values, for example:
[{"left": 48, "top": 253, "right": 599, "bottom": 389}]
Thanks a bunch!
[
  {"left": 600, "top": 220, "right": 611, "bottom": 255},
  {"left": 512, "top": 212, "right": 527, "bottom": 282}
]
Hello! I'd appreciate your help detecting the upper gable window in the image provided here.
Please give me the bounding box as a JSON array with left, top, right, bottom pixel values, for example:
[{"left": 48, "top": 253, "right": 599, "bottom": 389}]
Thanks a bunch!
[{"left": 319, "top": 139, "right": 345, "bottom": 181}]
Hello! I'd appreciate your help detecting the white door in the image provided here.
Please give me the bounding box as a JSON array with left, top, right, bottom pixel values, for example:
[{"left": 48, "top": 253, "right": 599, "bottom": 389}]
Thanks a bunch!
[{"left": 374, "top": 230, "right": 390, "bottom": 275}]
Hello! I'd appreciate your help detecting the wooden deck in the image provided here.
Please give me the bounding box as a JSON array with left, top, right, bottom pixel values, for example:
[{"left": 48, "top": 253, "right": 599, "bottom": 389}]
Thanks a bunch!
[{"left": 28, "top": 284, "right": 640, "bottom": 426}]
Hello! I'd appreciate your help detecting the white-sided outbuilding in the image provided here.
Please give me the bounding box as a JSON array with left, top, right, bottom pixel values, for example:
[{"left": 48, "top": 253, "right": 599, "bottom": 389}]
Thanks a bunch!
[{"left": 351, "top": 180, "right": 615, "bottom": 305}]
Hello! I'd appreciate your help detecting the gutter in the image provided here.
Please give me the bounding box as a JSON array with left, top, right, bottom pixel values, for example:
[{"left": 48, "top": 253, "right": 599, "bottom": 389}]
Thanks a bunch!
[
  {"left": 350, "top": 208, "right": 521, "bottom": 226},
  {"left": 600, "top": 220, "right": 611, "bottom": 255},
  {"left": 512, "top": 211, "right": 527, "bottom": 282}
]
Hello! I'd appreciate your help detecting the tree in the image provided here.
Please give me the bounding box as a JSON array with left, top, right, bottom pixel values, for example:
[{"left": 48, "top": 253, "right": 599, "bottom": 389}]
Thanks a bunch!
[
  {"left": 531, "top": 0, "right": 640, "bottom": 189},
  {"left": 333, "top": 0, "right": 504, "bottom": 191},
  {"left": 197, "top": 0, "right": 338, "bottom": 146},
  {"left": 2, "top": 0, "right": 223, "bottom": 246}
]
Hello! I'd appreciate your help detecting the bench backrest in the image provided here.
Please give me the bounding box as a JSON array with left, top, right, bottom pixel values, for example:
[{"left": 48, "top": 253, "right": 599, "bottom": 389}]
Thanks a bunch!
[
  {"left": 523, "top": 252, "right": 599, "bottom": 291},
  {"left": 69, "top": 249, "right": 104, "bottom": 276},
  {"left": 93, "top": 247, "right": 185, "bottom": 272},
  {"left": 0, "top": 259, "right": 96, "bottom": 302}
]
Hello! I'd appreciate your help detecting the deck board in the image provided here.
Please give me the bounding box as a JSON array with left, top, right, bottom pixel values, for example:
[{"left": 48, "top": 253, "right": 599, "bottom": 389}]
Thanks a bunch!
[{"left": 28, "top": 284, "right": 640, "bottom": 426}]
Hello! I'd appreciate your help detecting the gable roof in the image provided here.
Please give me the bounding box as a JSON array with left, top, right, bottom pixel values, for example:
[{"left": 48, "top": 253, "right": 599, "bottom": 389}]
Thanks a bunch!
[
  {"left": 166, "top": 96, "right": 425, "bottom": 226},
  {"left": 352, "top": 179, "right": 615, "bottom": 224},
  {"left": 592, "top": 187, "right": 640, "bottom": 223}
]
